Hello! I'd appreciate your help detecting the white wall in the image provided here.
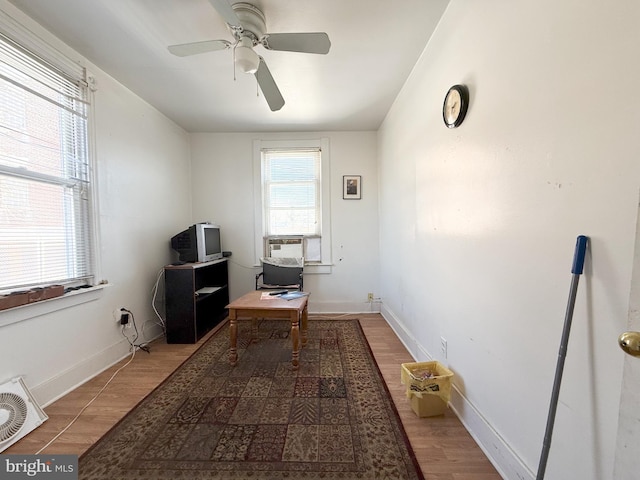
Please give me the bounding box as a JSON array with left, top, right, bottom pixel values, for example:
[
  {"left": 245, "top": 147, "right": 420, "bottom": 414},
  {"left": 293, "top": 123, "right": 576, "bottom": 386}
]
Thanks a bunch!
[
  {"left": 5, "top": 0, "right": 636, "bottom": 476},
  {"left": 378, "top": 0, "right": 640, "bottom": 479},
  {"left": 0, "top": 2, "right": 192, "bottom": 406},
  {"left": 189, "top": 132, "right": 380, "bottom": 312}
]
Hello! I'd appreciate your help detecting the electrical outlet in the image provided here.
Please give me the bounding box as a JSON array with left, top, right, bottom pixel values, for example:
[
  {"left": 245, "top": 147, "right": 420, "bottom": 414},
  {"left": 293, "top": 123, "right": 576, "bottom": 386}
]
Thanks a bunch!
[
  {"left": 114, "top": 308, "right": 130, "bottom": 326},
  {"left": 367, "top": 293, "right": 374, "bottom": 302},
  {"left": 440, "top": 337, "right": 447, "bottom": 359}
]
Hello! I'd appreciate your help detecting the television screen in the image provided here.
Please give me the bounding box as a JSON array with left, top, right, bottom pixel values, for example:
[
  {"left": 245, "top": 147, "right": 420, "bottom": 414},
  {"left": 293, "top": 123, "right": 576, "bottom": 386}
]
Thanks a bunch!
[{"left": 204, "top": 227, "right": 221, "bottom": 257}]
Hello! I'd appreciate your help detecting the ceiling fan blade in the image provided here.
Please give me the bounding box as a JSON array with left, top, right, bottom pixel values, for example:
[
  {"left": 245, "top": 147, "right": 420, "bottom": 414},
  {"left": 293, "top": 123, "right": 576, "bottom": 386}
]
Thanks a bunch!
[
  {"left": 208, "top": 0, "right": 243, "bottom": 28},
  {"left": 255, "top": 57, "right": 284, "bottom": 111},
  {"left": 261, "top": 32, "right": 331, "bottom": 54},
  {"left": 168, "top": 39, "right": 231, "bottom": 57}
]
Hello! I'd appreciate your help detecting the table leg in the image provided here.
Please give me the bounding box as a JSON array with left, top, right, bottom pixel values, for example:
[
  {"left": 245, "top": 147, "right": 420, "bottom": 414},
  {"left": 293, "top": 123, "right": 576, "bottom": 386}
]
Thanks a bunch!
[
  {"left": 301, "top": 303, "right": 308, "bottom": 347},
  {"left": 229, "top": 311, "right": 238, "bottom": 366},
  {"left": 291, "top": 311, "right": 300, "bottom": 370}
]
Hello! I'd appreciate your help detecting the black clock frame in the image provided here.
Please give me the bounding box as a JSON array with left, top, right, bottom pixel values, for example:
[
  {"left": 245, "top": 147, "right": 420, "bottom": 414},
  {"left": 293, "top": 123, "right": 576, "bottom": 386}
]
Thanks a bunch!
[{"left": 443, "top": 84, "right": 469, "bottom": 128}]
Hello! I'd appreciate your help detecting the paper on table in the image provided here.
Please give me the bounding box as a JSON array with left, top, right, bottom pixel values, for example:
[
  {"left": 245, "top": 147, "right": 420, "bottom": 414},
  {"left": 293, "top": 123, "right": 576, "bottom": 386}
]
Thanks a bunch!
[{"left": 260, "top": 292, "right": 286, "bottom": 299}]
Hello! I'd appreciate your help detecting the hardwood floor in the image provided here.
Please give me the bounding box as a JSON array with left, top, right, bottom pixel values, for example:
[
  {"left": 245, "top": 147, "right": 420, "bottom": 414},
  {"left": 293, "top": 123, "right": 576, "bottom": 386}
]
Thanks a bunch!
[{"left": 6, "top": 313, "right": 502, "bottom": 479}]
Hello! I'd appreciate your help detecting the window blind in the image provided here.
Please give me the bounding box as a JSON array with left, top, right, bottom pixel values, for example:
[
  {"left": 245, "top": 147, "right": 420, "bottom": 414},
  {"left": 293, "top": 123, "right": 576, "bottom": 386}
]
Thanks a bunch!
[
  {"left": 262, "top": 148, "right": 321, "bottom": 236},
  {"left": 0, "top": 32, "right": 93, "bottom": 293}
]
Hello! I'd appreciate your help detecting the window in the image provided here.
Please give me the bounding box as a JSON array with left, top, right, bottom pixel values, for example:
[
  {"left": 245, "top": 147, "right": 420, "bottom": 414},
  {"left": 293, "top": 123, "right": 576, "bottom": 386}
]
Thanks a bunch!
[
  {"left": 254, "top": 139, "right": 331, "bottom": 268},
  {"left": 262, "top": 148, "right": 320, "bottom": 236},
  {"left": 0, "top": 32, "right": 94, "bottom": 294}
]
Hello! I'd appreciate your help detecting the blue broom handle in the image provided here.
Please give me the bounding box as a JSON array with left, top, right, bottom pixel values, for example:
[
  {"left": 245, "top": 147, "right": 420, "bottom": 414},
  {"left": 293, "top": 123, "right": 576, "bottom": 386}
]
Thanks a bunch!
[
  {"left": 572, "top": 235, "right": 588, "bottom": 274},
  {"left": 537, "top": 235, "right": 589, "bottom": 480}
]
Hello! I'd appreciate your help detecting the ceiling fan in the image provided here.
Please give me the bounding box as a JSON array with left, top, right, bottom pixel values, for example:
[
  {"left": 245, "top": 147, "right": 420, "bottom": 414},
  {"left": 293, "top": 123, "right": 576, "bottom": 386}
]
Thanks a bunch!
[{"left": 168, "top": 0, "right": 331, "bottom": 112}]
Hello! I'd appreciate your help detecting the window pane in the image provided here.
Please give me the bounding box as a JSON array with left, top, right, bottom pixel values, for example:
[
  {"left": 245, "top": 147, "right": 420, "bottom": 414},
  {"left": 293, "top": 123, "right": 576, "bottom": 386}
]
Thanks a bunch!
[
  {"left": 268, "top": 157, "right": 316, "bottom": 181},
  {"left": 0, "top": 33, "right": 92, "bottom": 293},
  {"left": 269, "top": 184, "right": 316, "bottom": 208},
  {"left": 0, "top": 176, "right": 89, "bottom": 288},
  {"left": 262, "top": 148, "right": 321, "bottom": 239},
  {"left": 269, "top": 209, "right": 317, "bottom": 235}
]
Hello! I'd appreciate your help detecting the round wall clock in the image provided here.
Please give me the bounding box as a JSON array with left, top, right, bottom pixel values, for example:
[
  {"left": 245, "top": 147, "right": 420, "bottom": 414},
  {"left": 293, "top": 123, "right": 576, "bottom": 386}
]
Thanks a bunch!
[{"left": 442, "top": 84, "right": 469, "bottom": 128}]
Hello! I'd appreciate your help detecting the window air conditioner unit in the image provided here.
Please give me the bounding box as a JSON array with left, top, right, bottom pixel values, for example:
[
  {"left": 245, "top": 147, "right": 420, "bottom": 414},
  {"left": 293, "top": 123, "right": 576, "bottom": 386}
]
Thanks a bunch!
[{"left": 265, "top": 237, "right": 303, "bottom": 258}]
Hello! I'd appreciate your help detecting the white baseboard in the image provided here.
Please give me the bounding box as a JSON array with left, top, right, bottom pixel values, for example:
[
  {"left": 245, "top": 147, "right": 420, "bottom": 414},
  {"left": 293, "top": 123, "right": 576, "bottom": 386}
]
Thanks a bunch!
[
  {"left": 380, "top": 304, "right": 533, "bottom": 480},
  {"left": 32, "top": 328, "right": 164, "bottom": 408},
  {"left": 448, "top": 388, "right": 534, "bottom": 480},
  {"left": 308, "top": 300, "right": 381, "bottom": 314}
]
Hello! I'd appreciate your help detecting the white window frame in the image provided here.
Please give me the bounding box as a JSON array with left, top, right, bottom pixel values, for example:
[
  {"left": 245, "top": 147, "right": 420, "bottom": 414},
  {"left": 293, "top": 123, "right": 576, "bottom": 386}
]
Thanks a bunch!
[
  {"left": 0, "top": 8, "right": 102, "bottom": 320},
  {"left": 253, "top": 138, "right": 331, "bottom": 273}
]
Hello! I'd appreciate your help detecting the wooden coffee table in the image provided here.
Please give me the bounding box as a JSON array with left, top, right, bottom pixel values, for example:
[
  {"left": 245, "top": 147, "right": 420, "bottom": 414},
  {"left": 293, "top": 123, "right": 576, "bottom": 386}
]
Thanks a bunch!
[{"left": 226, "top": 290, "right": 309, "bottom": 369}]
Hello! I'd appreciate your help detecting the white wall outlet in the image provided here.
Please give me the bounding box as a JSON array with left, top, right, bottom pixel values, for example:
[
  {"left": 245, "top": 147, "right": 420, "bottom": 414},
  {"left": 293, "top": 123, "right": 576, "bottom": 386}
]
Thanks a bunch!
[
  {"left": 367, "top": 293, "right": 374, "bottom": 302},
  {"left": 440, "top": 337, "right": 447, "bottom": 359}
]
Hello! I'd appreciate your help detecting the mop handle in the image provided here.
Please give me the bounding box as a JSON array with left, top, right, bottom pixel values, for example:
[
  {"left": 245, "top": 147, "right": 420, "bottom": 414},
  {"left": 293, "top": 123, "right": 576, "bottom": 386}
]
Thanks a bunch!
[
  {"left": 572, "top": 235, "right": 588, "bottom": 275},
  {"left": 536, "top": 235, "right": 588, "bottom": 480}
]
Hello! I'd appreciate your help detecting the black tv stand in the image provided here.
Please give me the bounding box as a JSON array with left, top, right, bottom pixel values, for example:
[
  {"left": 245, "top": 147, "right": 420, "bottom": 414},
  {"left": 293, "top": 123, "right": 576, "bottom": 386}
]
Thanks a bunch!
[{"left": 164, "top": 259, "right": 229, "bottom": 343}]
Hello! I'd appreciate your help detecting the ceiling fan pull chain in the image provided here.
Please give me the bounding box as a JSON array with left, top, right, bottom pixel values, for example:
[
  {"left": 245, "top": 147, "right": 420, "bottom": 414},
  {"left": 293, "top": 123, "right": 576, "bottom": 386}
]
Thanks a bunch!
[{"left": 232, "top": 43, "right": 237, "bottom": 81}]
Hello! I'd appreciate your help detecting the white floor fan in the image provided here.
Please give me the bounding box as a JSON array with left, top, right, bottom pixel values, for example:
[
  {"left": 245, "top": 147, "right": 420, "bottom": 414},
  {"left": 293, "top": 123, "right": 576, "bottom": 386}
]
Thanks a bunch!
[{"left": 0, "top": 377, "right": 48, "bottom": 452}]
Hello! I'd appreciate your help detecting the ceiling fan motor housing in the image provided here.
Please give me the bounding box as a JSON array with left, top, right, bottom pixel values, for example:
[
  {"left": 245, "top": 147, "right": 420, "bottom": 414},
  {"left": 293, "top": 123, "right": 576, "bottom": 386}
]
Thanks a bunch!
[{"left": 229, "top": 3, "right": 266, "bottom": 45}]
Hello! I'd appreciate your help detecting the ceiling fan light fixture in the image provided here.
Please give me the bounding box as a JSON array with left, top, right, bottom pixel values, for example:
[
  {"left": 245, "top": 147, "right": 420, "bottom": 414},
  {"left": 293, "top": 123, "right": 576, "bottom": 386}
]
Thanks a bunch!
[{"left": 234, "top": 38, "right": 259, "bottom": 74}]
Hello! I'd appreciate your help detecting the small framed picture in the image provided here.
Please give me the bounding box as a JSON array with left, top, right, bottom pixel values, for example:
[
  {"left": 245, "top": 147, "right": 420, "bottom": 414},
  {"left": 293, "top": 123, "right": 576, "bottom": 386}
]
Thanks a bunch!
[{"left": 343, "top": 175, "right": 362, "bottom": 200}]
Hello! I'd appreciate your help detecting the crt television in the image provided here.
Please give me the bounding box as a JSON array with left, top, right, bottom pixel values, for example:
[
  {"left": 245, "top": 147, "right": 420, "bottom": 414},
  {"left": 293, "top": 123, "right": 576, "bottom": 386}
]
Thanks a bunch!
[{"left": 170, "top": 223, "right": 222, "bottom": 263}]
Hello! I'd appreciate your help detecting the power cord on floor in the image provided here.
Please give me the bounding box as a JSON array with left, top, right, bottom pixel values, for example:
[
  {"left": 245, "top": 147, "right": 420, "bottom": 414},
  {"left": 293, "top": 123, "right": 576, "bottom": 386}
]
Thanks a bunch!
[
  {"left": 35, "top": 348, "right": 137, "bottom": 454},
  {"left": 121, "top": 308, "right": 150, "bottom": 353},
  {"left": 35, "top": 307, "right": 155, "bottom": 453}
]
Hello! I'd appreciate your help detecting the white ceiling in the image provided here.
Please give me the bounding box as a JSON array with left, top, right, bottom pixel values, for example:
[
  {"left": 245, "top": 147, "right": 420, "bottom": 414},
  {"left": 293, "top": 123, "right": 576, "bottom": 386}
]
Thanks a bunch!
[{"left": 8, "top": 0, "right": 449, "bottom": 132}]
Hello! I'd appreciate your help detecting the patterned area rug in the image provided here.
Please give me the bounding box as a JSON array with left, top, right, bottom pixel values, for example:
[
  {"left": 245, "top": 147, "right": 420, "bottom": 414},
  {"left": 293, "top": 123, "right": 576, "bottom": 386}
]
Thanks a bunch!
[{"left": 79, "top": 319, "right": 424, "bottom": 479}]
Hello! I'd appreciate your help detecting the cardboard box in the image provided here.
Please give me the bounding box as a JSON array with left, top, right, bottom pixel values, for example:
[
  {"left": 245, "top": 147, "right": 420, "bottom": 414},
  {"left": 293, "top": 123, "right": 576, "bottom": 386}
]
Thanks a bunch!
[
  {"left": 408, "top": 391, "right": 448, "bottom": 417},
  {"left": 401, "top": 361, "right": 454, "bottom": 397},
  {"left": 401, "top": 361, "right": 454, "bottom": 418}
]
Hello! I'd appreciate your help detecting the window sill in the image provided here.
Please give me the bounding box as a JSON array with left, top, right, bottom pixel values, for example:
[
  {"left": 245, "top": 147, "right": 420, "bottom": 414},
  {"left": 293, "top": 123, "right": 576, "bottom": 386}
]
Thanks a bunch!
[{"left": 0, "top": 284, "right": 108, "bottom": 329}]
